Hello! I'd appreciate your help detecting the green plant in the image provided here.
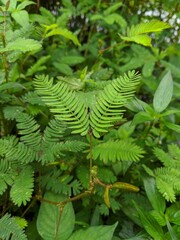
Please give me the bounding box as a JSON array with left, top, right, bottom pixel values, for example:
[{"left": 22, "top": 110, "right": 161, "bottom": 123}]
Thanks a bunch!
[{"left": 0, "top": 0, "right": 179, "bottom": 239}]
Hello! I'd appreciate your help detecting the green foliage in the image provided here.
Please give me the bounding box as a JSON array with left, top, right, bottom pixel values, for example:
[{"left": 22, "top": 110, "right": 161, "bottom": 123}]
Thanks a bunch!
[
  {"left": 0, "top": 214, "right": 27, "bottom": 240},
  {"left": 0, "top": 0, "right": 179, "bottom": 239},
  {"left": 37, "top": 192, "right": 75, "bottom": 240}
]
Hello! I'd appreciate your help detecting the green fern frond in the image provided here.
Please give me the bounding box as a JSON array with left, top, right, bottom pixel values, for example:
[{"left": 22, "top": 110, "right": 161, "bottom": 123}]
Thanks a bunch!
[
  {"left": 15, "top": 113, "right": 41, "bottom": 149},
  {"left": 0, "top": 214, "right": 27, "bottom": 240},
  {"left": 154, "top": 144, "right": 180, "bottom": 167},
  {"left": 127, "top": 20, "right": 170, "bottom": 36},
  {"left": 153, "top": 147, "right": 173, "bottom": 167},
  {"left": 92, "top": 140, "right": 144, "bottom": 163},
  {"left": 0, "top": 38, "right": 42, "bottom": 53},
  {"left": 43, "top": 118, "right": 65, "bottom": 144},
  {"left": 26, "top": 56, "right": 50, "bottom": 76},
  {"left": 120, "top": 20, "right": 170, "bottom": 47},
  {"left": 42, "top": 140, "right": 88, "bottom": 164},
  {"left": 0, "top": 173, "right": 14, "bottom": 195},
  {"left": 168, "top": 144, "right": 180, "bottom": 160},
  {"left": 42, "top": 170, "right": 82, "bottom": 195},
  {"left": 34, "top": 75, "right": 89, "bottom": 136},
  {"left": 98, "top": 167, "right": 117, "bottom": 183},
  {"left": 90, "top": 71, "right": 140, "bottom": 137},
  {"left": 10, "top": 166, "right": 34, "bottom": 206},
  {"left": 9, "top": 142, "right": 36, "bottom": 164},
  {"left": 151, "top": 144, "right": 180, "bottom": 202}
]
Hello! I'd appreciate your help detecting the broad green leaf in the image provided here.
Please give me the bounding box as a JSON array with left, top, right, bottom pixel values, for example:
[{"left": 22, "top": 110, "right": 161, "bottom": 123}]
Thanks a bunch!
[
  {"left": 164, "top": 121, "right": 180, "bottom": 133},
  {"left": 153, "top": 71, "right": 173, "bottom": 113},
  {"left": 104, "top": 2, "right": 123, "bottom": 15},
  {"left": 68, "top": 222, "right": 118, "bottom": 240},
  {"left": 143, "top": 176, "right": 165, "bottom": 212},
  {"left": 37, "top": 191, "right": 75, "bottom": 240},
  {"left": 131, "top": 111, "right": 153, "bottom": 125},
  {"left": 45, "top": 28, "right": 81, "bottom": 46},
  {"left": 17, "top": 1, "right": 34, "bottom": 10},
  {"left": 0, "top": 82, "right": 25, "bottom": 92},
  {"left": 12, "top": 10, "right": 29, "bottom": 27},
  {"left": 0, "top": 38, "right": 42, "bottom": 53}
]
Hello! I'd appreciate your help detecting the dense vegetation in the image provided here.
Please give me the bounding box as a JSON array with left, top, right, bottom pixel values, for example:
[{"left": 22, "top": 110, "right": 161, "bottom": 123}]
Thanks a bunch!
[{"left": 0, "top": 0, "right": 180, "bottom": 239}]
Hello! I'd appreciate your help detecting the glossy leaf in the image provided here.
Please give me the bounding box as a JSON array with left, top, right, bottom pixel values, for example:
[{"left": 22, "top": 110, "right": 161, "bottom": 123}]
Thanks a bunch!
[
  {"left": 37, "top": 191, "right": 75, "bottom": 240},
  {"left": 153, "top": 71, "right": 173, "bottom": 113}
]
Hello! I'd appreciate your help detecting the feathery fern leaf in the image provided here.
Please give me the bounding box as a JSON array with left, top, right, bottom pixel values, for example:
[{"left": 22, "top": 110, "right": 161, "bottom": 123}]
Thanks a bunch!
[
  {"left": 120, "top": 20, "right": 170, "bottom": 47},
  {"left": 153, "top": 144, "right": 180, "bottom": 202},
  {"left": 34, "top": 75, "right": 90, "bottom": 136},
  {"left": 21, "top": 91, "right": 47, "bottom": 106},
  {"left": 0, "top": 214, "right": 27, "bottom": 240},
  {"left": 15, "top": 113, "right": 41, "bottom": 150},
  {"left": 92, "top": 140, "right": 144, "bottom": 163},
  {"left": 0, "top": 38, "right": 42, "bottom": 53},
  {"left": 90, "top": 71, "right": 140, "bottom": 137},
  {"left": 42, "top": 170, "right": 82, "bottom": 195},
  {"left": 42, "top": 118, "right": 65, "bottom": 144},
  {"left": 10, "top": 166, "right": 34, "bottom": 206},
  {"left": 42, "top": 140, "right": 88, "bottom": 164},
  {"left": 127, "top": 20, "right": 170, "bottom": 36}
]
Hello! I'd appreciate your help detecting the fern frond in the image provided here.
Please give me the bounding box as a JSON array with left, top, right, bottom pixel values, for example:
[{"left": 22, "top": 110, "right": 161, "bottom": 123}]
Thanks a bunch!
[
  {"left": 42, "top": 140, "right": 88, "bottom": 164},
  {"left": 10, "top": 166, "right": 34, "bottom": 206},
  {"left": 120, "top": 20, "right": 170, "bottom": 47},
  {"left": 0, "top": 214, "right": 27, "bottom": 240},
  {"left": 168, "top": 144, "right": 180, "bottom": 160},
  {"left": 42, "top": 170, "right": 82, "bottom": 195},
  {"left": 42, "top": 118, "right": 65, "bottom": 145},
  {"left": 0, "top": 38, "right": 42, "bottom": 53},
  {"left": 154, "top": 144, "right": 180, "bottom": 167},
  {"left": 26, "top": 56, "right": 50, "bottom": 76},
  {"left": 153, "top": 147, "right": 172, "bottom": 167},
  {"left": 155, "top": 167, "right": 180, "bottom": 202},
  {"left": 0, "top": 172, "right": 14, "bottom": 195},
  {"left": 92, "top": 140, "right": 144, "bottom": 163},
  {"left": 90, "top": 71, "right": 140, "bottom": 137},
  {"left": 34, "top": 75, "right": 89, "bottom": 136},
  {"left": 15, "top": 113, "right": 41, "bottom": 150},
  {"left": 127, "top": 20, "right": 170, "bottom": 36}
]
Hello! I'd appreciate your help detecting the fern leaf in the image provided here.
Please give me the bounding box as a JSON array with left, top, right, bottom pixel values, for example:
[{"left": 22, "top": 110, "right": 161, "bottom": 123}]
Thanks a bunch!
[
  {"left": 92, "top": 140, "right": 144, "bottom": 163},
  {"left": 156, "top": 176, "right": 176, "bottom": 202},
  {"left": 90, "top": 71, "right": 140, "bottom": 137},
  {"left": 128, "top": 20, "right": 170, "bottom": 36},
  {"left": 41, "top": 170, "right": 82, "bottom": 195},
  {"left": 168, "top": 144, "right": 180, "bottom": 160},
  {"left": 0, "top": 214, "right": 27, "bottom": 240},
  {"left": 34, "top": 75, "right": 89, "bottom": 136},
  {"left": 153, "top": 147, "right": 172, "bottom": 167},
  {"left": 120, "top": 20, "right": 170, "bottom": 47},
  {"left": 26, "top": 56, "right": 50, "bottom": 76},
  {"left": 0, "top": 38, "right": 42, "bottom": 53},
  {"left": 10, "top": 166, "right": 34, "bottom": 206},
  {"left": 21, "top": 91, "right": 46, "bottom": 106},
  {"left": 15, "top": 113, "right": 41, "bottom": 150},
  {"left": 43, "top": 118, "right": 65, "bottom": 144},
  {"left": 45, "top": 27, "right": 81, "bottom": 46}
]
